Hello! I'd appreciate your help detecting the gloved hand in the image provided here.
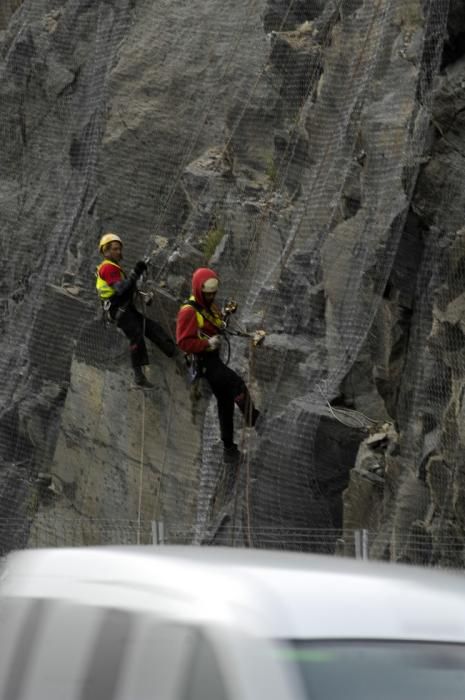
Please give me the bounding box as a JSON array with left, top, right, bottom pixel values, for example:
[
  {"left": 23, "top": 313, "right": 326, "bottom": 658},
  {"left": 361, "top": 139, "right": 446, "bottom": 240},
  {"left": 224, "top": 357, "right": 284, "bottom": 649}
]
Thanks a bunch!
[
  {"left": 207, "top": 335, "right": 221, "bottom": 350},
  {"left": 133, "top": 259, "right": 148, "bottom": 278}
]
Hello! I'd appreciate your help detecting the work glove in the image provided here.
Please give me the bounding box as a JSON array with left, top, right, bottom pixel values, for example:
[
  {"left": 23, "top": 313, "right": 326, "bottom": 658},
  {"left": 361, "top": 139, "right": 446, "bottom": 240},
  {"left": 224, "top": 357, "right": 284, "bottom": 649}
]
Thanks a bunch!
[
  {"left": 207, "top": 335, "right": 221, "bottom": 350},
  {"left": 133, "top": 259, "right": 148, "bottom": 278}
]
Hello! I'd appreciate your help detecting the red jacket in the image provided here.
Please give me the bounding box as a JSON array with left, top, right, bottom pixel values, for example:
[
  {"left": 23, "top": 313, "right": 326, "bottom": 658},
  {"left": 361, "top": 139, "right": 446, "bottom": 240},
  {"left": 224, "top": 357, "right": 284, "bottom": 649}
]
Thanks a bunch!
[
  {"left": 176, "top": 267, "right": 223, "bottom": 354},
  {"left": 98, "top": 260, "right": 125, "bottom": 286}
]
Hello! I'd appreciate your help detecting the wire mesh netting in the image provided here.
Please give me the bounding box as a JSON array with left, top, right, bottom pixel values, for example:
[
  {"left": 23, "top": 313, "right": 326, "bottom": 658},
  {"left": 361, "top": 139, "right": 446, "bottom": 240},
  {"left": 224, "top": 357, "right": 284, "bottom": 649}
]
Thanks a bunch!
[
  {"left": 1, "top": 0, "right": 464, "bottom": 567},
  {"left": 3, "top": 516, "right": 463, "bottom": 569}
]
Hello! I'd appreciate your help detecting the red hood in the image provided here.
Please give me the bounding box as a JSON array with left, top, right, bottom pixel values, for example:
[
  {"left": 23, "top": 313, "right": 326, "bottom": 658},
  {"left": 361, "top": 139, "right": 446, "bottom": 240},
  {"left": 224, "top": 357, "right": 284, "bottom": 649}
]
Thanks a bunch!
[{"left": 192, "top": 267, "right": 219, "bottom": 306}]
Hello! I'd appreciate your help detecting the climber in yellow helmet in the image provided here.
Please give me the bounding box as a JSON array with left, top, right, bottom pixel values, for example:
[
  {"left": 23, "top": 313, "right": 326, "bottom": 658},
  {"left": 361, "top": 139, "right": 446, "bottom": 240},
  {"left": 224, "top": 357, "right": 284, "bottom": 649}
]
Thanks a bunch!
[{"left": 96, "top": 232, "right": 175, "bottom": 387}]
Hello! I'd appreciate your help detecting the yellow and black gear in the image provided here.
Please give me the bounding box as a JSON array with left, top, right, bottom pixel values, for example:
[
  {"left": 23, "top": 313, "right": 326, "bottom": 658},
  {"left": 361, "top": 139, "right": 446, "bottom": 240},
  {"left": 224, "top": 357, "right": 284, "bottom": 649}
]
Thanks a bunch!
[
  {"left": 95, "top": 260, "right": 126, "bottom": 300},
  {"left": 183, "top": 296, "right": 224, "bottom": 334},
  {"left": 180, "top": 295, "right": 225, "bottom": 352}
]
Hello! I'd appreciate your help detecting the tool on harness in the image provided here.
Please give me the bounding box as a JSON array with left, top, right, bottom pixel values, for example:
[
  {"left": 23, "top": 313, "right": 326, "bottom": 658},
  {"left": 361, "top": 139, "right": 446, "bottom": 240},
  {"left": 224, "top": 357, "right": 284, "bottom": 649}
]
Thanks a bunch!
[
  {"left": 101, "top": 299, "right": 130, "bottom": 326},
  {"left": 139, "top": 290, "right": 154, "bottom": 306},
  {"left": 185, "top": 353, "right": 201, "bottom": 384},
  {"left": 102, "top": 299, "right": 113, "bottom": 327},
  {"left": 222, "top": 299, "right": 238, "bottom": 317}
]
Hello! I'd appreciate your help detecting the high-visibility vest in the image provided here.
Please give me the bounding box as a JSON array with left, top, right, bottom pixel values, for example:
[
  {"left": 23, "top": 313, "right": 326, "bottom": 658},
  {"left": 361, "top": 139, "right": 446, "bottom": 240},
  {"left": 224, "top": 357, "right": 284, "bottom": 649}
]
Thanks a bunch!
[
  {"left": 181, "top": 296, "right": 225, "bottom": 340},
  {"left": 95, "top": 260, "right": 126, "bottom": 300}
]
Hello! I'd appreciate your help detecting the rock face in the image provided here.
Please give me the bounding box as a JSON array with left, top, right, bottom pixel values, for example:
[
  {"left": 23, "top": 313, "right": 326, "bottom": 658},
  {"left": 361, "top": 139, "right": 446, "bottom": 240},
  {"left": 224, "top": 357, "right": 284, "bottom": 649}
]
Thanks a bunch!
[
  {"left": 0, "top": 1, "right": 23, "bottom": 31},
  {"left": 0, "top": 0, "right": 463, "bottom": 564}
]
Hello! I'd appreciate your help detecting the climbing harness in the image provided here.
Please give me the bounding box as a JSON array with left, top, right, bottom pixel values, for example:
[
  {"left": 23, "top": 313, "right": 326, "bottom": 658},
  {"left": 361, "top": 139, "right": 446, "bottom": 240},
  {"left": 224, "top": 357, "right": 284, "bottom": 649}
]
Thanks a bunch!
[
  {"left": 96, "top": 258, "right": 128, "bottom": 327},
  {"left": 101, "top": 298, "right": 128, "bottom": 326},
  {"left": 180, "top": 297, "right": 226, "bottom": 380},
  {"left": 182, "top": 297, "right": 226, "bottom": 331},
  {"left": 99, "top": 258, "right": 152, "bottom": 329},
  {"left": 181, "top": 297, "right": 266, "bottom": 372},
  {"left": 183, "top": 297, "right": 266, "bottom": 346}
]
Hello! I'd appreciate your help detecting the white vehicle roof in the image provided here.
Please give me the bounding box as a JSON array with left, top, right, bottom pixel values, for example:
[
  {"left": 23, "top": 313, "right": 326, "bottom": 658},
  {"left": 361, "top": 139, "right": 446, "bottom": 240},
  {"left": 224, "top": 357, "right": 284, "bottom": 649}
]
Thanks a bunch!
[{"left": 2, "top": 545, "right": 465, "bottom": 643}]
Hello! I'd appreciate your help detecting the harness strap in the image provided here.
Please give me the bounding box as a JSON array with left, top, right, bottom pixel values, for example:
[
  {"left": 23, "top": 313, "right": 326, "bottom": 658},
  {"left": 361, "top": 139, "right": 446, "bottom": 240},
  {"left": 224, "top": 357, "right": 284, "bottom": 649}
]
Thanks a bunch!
[
  {"left": 180, "top": 299, "right": 223, "bottom": 378},
  {"left": 102, "top": 298, "right": 130, "bottom": 325},
  {"left": 183, "top": 299, "right": 225, "bottom": 331}
]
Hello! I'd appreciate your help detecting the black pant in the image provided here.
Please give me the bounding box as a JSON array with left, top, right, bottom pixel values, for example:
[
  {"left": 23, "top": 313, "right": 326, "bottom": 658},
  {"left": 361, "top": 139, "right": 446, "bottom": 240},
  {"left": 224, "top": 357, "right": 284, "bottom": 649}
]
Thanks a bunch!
[
  {"left": 114, "top": 305, "right": 175, "bottom": 369},
  {"left": 198, "top": 352, "right": 257, "bottom": 448}
]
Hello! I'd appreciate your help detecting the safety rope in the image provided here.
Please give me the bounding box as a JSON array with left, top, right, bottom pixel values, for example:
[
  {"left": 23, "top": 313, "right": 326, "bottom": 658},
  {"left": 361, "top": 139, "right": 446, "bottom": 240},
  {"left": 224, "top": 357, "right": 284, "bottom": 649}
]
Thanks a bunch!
[
  {"left": 131, "top": 282, "right": 179, "bottom": 535},
  {"left": 136, "top": 389, "right": 146, "bottom": 545},
  {"left": 244, "top": 338, "right": 257, "bottom": 548},
  {"left": 136, "top": 319, "right": 147, "bottom": 545},
  {"left": 152, "top": 369, "right": 174, "bottom": 529},
  {"left": 74, "top": 318, "right": 116, "bottom": 528}
]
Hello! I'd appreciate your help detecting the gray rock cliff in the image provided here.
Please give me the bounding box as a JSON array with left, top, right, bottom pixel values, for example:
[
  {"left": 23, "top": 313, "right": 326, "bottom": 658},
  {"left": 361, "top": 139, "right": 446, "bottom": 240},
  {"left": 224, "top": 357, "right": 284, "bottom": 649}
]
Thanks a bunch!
[{"left": 0, "top": 0, "right": 464, "bottom": 564}]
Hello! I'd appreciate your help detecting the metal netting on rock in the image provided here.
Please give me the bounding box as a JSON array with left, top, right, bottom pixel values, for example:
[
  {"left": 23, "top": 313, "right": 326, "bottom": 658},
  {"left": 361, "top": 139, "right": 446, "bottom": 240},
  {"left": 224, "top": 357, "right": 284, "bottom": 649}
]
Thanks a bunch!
[{"left": 0, "top": 0, "right": 460, "bottom": 565}]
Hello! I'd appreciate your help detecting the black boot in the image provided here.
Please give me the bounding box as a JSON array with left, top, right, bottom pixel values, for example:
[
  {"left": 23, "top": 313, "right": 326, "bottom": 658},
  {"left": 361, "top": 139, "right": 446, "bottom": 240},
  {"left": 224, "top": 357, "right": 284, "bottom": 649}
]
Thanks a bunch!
[
  {"left": 134, "top": 367, "right": 154, "bottom": 388},
  {"left": 235, "top": 389, "right": 259, "bottom": 427},
  {"left": 247, "top": 407, "right": 260, "bottom": 427}
]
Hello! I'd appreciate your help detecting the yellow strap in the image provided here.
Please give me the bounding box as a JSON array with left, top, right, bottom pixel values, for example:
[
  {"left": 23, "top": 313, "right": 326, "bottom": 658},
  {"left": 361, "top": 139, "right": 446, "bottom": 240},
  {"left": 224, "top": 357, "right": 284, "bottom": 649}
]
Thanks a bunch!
[{"left": 181, "top": 296, "right": 224, "bottom": 330}]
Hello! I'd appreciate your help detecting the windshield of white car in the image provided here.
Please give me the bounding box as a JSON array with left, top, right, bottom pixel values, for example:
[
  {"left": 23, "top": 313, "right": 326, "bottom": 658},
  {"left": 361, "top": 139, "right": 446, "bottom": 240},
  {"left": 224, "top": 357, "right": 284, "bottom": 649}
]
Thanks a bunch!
[{"left": 278, "top": 640, "right": 465, "bottom": 700}]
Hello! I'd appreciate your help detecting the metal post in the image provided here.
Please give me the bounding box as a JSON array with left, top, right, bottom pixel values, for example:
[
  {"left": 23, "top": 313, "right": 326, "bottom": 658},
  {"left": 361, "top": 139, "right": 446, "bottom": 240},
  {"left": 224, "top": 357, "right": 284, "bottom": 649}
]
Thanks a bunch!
[
  {"left": 354, "top": 529, "right": 369, "bottom": 560},
  {"left": 362, "top": 528, "right": 369, "bottom": 560},
  {"left": 151, "top": 520, "right": 165, "bottom": 545}
]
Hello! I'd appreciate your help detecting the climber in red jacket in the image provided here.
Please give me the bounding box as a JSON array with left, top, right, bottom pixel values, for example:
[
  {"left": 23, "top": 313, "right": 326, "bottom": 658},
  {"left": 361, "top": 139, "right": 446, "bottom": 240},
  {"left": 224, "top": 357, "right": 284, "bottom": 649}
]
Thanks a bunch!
[
  {"left": 176, "top": 267, "right": 259, "bottom": 463},
  {"left": 96, "top": 232, "right": 175, "bottom": 387}
]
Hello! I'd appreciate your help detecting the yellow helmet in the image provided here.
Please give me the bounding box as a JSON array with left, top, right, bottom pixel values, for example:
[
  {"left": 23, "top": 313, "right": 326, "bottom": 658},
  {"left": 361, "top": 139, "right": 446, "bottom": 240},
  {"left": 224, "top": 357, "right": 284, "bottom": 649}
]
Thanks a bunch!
[{"left": 99, "top": 232, "right": 122, "bottom": 254}]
